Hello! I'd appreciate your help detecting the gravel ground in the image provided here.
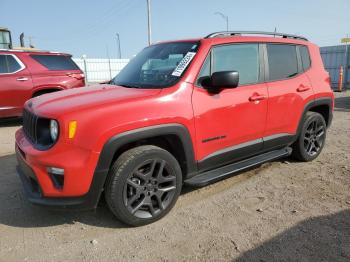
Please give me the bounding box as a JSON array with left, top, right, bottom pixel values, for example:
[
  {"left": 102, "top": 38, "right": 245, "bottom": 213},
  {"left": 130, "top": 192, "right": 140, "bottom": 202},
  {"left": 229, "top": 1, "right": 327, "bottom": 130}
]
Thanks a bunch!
[{"left": 0, "top": 91, "right": 349, "bottom": 262}]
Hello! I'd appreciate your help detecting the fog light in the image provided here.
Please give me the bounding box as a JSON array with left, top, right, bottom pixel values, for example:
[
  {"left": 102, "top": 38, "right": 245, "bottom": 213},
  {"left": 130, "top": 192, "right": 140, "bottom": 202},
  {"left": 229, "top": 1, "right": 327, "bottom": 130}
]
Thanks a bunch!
[
  {"left": 47, "top": 167, "right": 64, "bottom": 175},
  {"left": 47, "top": 167, "right": 65, "bottom": 189}
]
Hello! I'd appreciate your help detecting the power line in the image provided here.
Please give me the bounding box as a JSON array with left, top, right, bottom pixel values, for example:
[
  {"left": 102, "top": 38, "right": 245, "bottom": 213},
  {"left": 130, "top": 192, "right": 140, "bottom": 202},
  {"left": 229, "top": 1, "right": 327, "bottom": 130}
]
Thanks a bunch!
[{"left": 35, "top": 0, "right": 137, "bottom": 44}]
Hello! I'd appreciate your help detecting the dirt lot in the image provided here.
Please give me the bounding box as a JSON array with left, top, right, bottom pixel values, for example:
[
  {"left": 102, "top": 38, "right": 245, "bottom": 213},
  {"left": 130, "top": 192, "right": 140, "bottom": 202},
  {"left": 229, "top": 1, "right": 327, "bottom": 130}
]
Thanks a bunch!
[{"left": 0, "top": 92, "right": 349, "bottom": 262}]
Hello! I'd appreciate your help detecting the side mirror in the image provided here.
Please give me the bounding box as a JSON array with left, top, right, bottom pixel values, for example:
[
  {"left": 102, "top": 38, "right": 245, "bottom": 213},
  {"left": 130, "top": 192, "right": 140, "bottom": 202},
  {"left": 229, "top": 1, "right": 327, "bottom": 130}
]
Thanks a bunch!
[{"left": 201, "top": 71, "right": 239, "bottom": 93}]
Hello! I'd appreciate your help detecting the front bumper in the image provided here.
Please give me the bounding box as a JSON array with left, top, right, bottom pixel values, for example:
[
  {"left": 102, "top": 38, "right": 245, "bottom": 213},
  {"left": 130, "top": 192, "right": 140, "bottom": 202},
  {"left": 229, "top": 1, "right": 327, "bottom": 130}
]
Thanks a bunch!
[{"left": 15, "top": 128, "right": 106, "bottom": 210}]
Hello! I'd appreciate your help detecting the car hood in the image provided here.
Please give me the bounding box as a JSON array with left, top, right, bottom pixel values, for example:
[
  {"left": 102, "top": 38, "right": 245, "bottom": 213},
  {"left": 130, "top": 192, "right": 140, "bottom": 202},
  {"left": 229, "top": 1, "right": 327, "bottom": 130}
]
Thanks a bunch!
[{"left": 29, "top": 84, "right": 161, "bottom": 117}]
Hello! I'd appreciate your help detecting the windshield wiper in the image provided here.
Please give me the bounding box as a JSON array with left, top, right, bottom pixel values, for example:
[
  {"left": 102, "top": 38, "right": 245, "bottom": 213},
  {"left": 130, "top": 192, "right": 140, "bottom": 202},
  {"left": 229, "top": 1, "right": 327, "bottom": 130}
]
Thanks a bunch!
[{"left": 116, "top": 83, "right": 142, "bottom": 89}]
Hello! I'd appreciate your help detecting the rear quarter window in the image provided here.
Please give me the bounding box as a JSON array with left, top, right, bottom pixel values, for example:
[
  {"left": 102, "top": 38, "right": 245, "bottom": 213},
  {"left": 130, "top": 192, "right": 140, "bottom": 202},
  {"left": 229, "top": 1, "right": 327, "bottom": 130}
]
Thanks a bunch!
[
  {"left": 299, "top": 45, "right": 311, "bottom": 71},
  {"left": 30, "top": 55, "right": 80, "bottom": 70}
]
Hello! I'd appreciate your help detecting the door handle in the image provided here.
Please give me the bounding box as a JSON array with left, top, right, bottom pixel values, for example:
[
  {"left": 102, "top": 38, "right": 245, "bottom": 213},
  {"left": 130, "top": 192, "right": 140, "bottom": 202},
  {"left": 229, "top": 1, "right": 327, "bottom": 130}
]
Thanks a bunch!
[
  {"left": 249, "top": 94, "right": 266, "bottom": 102},
  {"left": 297, "top": 85, "right": 311, "bottom": 92},
  {"left": 17, "top": 77, "right": 29, "bottom": 81}
]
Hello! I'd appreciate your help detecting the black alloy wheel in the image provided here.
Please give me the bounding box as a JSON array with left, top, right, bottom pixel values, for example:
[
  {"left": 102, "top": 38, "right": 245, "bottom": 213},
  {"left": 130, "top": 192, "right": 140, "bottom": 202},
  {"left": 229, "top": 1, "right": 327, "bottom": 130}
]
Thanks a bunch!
[
  {"left": 105, "top": 145, "right": 182, "bottom": 226},
  {"left": 303, "top": 117, "right": 326, "bottom": 157},
  {"left": 292, "top": 111, "right": 327, "bottom": 162},
  {"left": 123, "top": 158, "right": 177, "bottom": 219}
]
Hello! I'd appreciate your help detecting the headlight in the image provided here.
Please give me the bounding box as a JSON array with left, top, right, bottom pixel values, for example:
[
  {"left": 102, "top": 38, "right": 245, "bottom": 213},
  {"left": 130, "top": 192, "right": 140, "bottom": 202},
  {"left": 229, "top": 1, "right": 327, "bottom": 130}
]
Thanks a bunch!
[{"left": 50, "top": 120, "right": 59, "bottom": 142}]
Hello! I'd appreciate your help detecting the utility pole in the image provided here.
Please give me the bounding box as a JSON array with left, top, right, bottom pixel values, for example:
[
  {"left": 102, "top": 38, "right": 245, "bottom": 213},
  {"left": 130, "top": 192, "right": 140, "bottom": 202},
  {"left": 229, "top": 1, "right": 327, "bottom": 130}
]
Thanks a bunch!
[
  {"left": 214, "top": 12, "right": 229, "bottom": 31},
  {"left": 82, "top": 54, "right": 88, "bottom": 83},
  {"left": 147, "top": 0, "right": 152, "bottom": 45},
  {"left": 116, "top": 33, "right": 121, "bottom": 59},
  {"left": 106, "top": 45, "right": 112, "bottom": 80}
]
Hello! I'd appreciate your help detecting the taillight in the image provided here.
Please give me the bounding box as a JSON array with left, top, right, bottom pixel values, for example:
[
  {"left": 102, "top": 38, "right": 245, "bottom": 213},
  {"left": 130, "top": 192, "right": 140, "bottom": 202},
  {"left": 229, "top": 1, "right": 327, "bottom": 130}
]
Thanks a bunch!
[{"left": 66, "top": 73, "right": 85, "bottom": 80}]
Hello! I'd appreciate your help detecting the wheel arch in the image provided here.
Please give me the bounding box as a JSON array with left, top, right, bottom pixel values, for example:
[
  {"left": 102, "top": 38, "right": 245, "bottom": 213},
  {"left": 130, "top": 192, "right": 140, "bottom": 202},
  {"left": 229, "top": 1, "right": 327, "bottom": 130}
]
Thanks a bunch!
[
  {"left": 95, "top": 124, "right": 197, "bottom": 182},
  {"left": 297, "top": 97, "right": 333, "bottom": 137},
  {"left": 32, "top": 87, "right": 64, "bottom": 97}
]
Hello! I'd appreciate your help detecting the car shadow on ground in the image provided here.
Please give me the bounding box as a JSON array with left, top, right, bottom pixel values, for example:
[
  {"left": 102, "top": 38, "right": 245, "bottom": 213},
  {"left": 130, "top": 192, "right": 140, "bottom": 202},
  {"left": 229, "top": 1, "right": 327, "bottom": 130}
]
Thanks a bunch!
[
  {"left": 2, "top": 152, "right": 349, "bottom": 261},
  {"left": 0, "top": 117, "right": 22, "bottom": 127},
  {"left": 235, "top": 209, "right": 350, "bottom": 261},
  {"left": 0, "top": 153, "right": 128, "bottom": 229},
  {"left": 0, "top": 153, "right": 288, "bottom": 229},
  {"left": 335, "top": 95, "right": 350, "bottom": 112}
]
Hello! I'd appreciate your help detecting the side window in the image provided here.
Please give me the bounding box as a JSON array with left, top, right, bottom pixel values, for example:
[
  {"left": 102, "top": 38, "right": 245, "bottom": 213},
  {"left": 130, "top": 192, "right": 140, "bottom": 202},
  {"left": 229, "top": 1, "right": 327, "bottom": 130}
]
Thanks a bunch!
[
  {"left": 7, "top": 55, "right": 21, "bottom": 72},
  {"left": 0, "top": 54, "right": 22, "bottom": 74},
  {"left": 213, "top": 44, "right": 259, "bottom": 85},
  {"left": 196, "top": 53, "right": 211, "bottom": 86},
  {"left": 300, "top": 45, "right": 311, "bottom": 71},
  {"left": 267, "top": 44, "right": 298, "bottom": 81},
  {"left": 30, "top": 55, "right": 80, "bottom": 70},
  {"left": 196, "top": 44, "right": 259, "bottom": 86},
  {"left": 0, "top": 55, "right": 7, "bottom": 73}
]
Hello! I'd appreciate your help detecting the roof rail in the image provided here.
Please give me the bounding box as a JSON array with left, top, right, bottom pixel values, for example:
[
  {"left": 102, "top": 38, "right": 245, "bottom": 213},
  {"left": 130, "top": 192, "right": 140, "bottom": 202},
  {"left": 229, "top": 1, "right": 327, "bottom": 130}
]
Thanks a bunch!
[
  {"left": 0, "top": 49, "right": 69, "bottom": 55},
  {"left": 205, "top": 31, "right": 308, "bottom": 41}
]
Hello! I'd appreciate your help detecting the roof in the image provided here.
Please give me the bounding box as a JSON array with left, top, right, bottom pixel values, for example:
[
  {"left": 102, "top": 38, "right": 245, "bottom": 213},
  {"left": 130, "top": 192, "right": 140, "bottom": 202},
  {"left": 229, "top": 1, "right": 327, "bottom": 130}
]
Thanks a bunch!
[
  {"left": 201, "top": 35, "right": 311, "bottom": 46},
  {"left": 0, "top": 48, "right": 71, "bottom": 56}
]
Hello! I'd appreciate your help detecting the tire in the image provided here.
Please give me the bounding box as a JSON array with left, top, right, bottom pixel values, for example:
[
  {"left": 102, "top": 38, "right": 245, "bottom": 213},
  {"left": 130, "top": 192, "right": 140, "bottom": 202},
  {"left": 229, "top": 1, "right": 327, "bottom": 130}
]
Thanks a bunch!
[
  {"left": 105, "top": 145, "right": 182, "bottom": 226},
  {"left": 292, "top": 111, "right": 327, "bottom": 162}
]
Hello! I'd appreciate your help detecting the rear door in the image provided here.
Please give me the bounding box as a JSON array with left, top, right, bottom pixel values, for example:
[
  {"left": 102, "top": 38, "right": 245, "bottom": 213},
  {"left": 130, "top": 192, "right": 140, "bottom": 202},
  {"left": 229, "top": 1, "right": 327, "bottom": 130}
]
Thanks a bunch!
[
  {"left": 0, "top": 53, "right": 32, "bottom": 117},
  {"left": 263, "top": 43, "right": 314, "bottom": 150},
  {"left": 192, "top": 43, "right": 268, "bottom": 171}
]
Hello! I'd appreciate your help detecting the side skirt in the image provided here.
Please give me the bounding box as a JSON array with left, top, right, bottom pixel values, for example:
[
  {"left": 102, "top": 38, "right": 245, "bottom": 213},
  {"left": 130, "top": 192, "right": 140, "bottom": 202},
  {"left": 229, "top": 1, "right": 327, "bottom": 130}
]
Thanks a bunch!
[{"left": 185, "top": 147, "right": 292, "bottom": 187}]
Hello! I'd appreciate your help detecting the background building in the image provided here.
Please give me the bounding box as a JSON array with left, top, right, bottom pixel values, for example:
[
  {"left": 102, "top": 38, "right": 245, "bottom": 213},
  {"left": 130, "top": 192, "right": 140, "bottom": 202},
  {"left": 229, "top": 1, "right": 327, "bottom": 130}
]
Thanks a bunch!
[{"left": 320, "top": 44, "right": 349, "bottom": 90}]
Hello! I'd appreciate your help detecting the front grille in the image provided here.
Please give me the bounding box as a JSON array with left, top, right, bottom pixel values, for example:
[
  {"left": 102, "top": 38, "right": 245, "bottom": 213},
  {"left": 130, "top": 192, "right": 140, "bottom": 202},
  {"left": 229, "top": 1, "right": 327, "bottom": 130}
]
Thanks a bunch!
[
  {"left": 23, "top": 109, "right": 39, "bottom": 144},
  {"left": 22, "top": 109, "right": 56, "bottom": 150}
]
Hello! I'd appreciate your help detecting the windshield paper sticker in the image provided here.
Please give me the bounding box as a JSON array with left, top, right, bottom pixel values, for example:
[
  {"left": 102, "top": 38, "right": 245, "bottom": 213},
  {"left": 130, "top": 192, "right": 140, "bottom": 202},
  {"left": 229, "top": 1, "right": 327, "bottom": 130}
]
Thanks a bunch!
[{"left": 171, "top": 52, "right": 196, "bottom": 77}]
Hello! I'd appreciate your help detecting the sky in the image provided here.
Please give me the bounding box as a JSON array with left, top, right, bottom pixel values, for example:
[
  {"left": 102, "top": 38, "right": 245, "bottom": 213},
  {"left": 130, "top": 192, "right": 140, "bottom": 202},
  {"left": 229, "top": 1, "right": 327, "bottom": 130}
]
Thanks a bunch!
[{"left": 0, "top": 0, "right": 349, "bottom": 59}]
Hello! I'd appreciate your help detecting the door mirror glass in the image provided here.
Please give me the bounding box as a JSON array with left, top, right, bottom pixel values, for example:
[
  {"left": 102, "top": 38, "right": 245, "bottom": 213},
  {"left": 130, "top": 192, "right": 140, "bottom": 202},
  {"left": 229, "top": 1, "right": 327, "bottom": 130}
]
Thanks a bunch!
[{"left": 201, "top": 71, "right": 239, "bottom": 92}]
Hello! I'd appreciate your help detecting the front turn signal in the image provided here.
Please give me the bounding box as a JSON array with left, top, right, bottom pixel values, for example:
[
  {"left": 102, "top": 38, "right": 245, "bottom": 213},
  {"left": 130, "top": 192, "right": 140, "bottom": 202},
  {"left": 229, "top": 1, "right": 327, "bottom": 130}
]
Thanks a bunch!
[{"left": 68, "top": 121, "right": 77, "bottom": 139}]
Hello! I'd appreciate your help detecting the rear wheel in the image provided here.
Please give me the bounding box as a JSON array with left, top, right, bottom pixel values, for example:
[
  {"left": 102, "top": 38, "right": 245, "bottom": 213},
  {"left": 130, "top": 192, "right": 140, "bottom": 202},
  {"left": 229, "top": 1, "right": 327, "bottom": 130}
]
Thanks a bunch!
[
  {"left": 105, "top": 145, "right": 182, "bottom": 226},
  {"left": 292, "top": 111, "right": 327, "bottom": 161}
]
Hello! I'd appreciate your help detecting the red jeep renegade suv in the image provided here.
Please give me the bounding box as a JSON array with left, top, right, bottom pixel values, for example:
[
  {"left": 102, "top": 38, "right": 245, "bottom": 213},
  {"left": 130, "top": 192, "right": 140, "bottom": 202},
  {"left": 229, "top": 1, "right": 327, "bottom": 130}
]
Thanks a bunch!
[
  {"left": 15, "top": 31, "right": 334, "bottom": 226},
  {"left": 0, "top": 49, "right": 84, "bottom": 118}
]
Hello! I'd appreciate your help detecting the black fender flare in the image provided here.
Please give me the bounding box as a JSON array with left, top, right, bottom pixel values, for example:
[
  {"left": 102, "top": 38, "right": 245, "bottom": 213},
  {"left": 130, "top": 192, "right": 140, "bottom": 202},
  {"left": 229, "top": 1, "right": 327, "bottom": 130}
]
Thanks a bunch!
[
  {"left": 95, "top": 123, "right": 197, "bottom": 175},
  {"left": 85, "top": 124, "right": 197, "bottom": 208},
  {"left": 296, "top": 97, "right": 333, "bottom": 138}
]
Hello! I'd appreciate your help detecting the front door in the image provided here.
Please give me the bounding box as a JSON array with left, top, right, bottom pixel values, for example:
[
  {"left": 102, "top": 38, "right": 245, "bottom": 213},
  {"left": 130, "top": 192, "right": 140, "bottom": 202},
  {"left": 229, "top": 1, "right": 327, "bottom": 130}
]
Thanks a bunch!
[
  {"left": 192, "top": 43, "right": 268, "bottom": 171},
  {"left": 0, "top": 54, "right": 32, "bottom": 117}
]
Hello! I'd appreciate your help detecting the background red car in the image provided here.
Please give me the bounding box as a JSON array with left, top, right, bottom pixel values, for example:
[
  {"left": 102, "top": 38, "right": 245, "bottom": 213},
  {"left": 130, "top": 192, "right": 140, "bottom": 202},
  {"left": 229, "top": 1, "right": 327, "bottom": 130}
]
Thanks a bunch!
[{"left": 0, "top": 50, "right": 85, "bottom": 118}]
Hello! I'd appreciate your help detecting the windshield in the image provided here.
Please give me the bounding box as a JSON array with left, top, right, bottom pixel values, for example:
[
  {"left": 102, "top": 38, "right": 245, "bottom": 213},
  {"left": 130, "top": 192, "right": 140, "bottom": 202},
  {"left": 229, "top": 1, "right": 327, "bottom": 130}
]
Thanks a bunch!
[
  {"left": 111, "top": 41, "right": 199, "bottom": 88},
  {"left": 0, "top": 30, "right": 11, "bottom": 49}
]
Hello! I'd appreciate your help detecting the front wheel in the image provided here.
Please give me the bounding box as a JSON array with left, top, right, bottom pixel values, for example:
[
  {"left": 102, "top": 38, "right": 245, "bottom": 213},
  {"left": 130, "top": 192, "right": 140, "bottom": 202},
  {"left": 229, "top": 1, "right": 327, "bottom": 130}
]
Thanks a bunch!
[
  {"left": 292, "top": 111, "right": 327, "bottom": 161},
  {"left": 105, "top": 145, "right": 182, "bottom": 226}
]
